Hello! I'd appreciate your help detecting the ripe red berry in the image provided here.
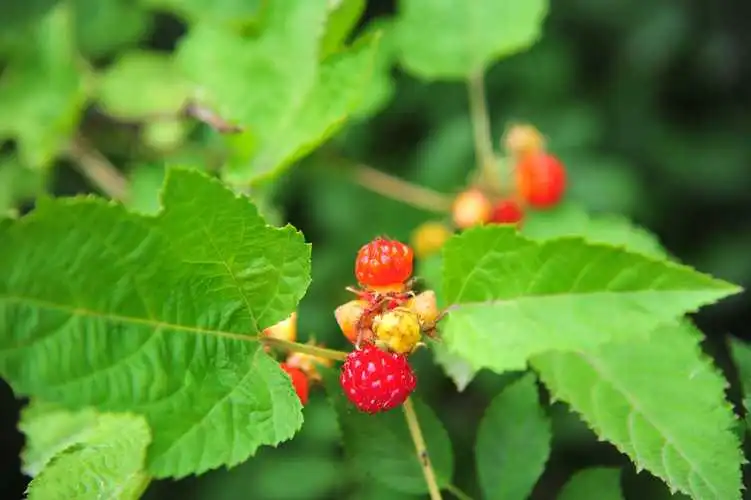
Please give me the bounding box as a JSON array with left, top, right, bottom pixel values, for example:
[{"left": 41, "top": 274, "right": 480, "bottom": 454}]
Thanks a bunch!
[
  {"left": 280, "top": 363, "right": 309, "bottom": 405},
  {"left": 355, "top": 237, "right": 414, "bottom": 288},
  {"left": 516, "top": 153, "right": 566, "bottom": 208},
  {"left": 339, "top": 344, "right": 417, "bottom": 414},
  {"left": 490, "top": 198, "right": 524, "bottom": 226}
]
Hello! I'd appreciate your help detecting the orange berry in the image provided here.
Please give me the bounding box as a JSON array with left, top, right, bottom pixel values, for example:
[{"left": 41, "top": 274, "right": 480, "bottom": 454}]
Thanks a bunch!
[
  {"left": 280, "top": 363, "right": 309, "bottom": 405},
  {"left": 452, "top": 189, "right": 492, "bottom": 229},
  {"left": 286, "top": 348, "right": 334, "bottom": 383},
  {"left": 407, "top": 290, "right": 440, "bottom": 329},
  {"left": 503, "top": 123, "right": 545, "bottom": 158},
  {"left": 335, "top": 300, "right": 368, "bottom": 343}
]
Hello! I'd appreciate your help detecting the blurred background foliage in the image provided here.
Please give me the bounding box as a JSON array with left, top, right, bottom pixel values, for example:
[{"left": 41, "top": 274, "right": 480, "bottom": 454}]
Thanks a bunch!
[{"left": 1, "top": 0, "right": 750, "bottom": 499}]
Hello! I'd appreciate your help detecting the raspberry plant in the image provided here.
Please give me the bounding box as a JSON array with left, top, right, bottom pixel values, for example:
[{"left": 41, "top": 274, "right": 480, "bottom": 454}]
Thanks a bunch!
[{"left": 0, "top": 1, "right": 749, "bottom": 500}]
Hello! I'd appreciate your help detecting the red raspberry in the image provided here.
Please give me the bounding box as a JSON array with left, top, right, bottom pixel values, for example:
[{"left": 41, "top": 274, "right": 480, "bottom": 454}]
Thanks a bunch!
[
  {"left": 490, "top": 198, "right": 524, "bottom": 226},
  {"left": 355, "top": 237, "right": 414, "bottom": 288},
  {"left": 339, "top": 345, "right": 417, "bottom": 414},
  {"left": 280, "top": 363, "right": 309, "bottom": 405},
  {"left": 516, "top": 153, "right": 567, "bottom": 208}
]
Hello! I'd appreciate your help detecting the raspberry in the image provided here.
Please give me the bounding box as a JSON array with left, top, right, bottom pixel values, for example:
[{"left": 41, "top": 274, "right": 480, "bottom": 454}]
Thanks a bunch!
[
  {"left": 452, "top": 189, "right": 492, "bottom": 229},
  {"left": 280, "top": 363, "right": 309, "bottom": 405},
  {"left": 516, "top": 153, "right": 566, "bottom": 208},
  {"left": 407, "top": 290, "right": 440, "bottom": 329},
  {"left": 334, "top": 299, "right": 369, "bottom": 344},
  {"left": 503, "top": 123, "right": 545, "bottom": 158},
  {"left": 286, "top": 341, "right": 334, "bottom": 382},
  {"left": 373, "top": 307, "right": 422, "bottom": 355},
  {"left": 339, "top": 345, "right": 417, "bottom": 414},
  {"left": 411, "top": 221, "right": 452, "bottom": 258},
  {"left": 262, "top": 312, "right": 297, "bottom": 342},
  {"left": 355, "top": 237, "right": 414, "bottom": 288},
  {"left": 490, "top": 199, "right": 524, "bottom": 226}
]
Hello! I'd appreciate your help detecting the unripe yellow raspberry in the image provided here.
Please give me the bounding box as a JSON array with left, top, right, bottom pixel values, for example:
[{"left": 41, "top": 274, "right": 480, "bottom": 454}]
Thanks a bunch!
[
  {"left": 411, "top": 222, "right": 452, "bottom": 259},
  {"left": 407, "top": 290, "right": 440, "bottom": 329},
  {"left": 452, "top": 189, "right": 492, "bottom": 229},
  {"left": 335, "top": 300, "right": 369, "bottom": 344},
  {"left": 286, "top": 345, "right": 334, "bottom": 383},
  {"left": 372, "top": 307, "right": 422, "bottom": 355},
  {"left": 262, "top": 312, "right": 297, "bottom": 342},
  {"left": 503, "top": 123, "right": 545, "bottom": 158}
]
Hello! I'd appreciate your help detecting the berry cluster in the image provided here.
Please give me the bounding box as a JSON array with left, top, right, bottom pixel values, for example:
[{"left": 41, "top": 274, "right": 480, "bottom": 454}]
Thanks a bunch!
[
  {"left": 263, "top": 312, "right": 333, "bottom": 406},
  {"left": 411, "top": 123, "right": 568, "bottom": 258},
  {"left": 336, "top": 237, "right": 441, "bottom": 414}
]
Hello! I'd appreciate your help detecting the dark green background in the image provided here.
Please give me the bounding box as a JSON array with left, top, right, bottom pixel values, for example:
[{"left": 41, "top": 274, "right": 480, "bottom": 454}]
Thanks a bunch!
[{"left": 1, "top": 1, "right": 750, "bottom": 499}]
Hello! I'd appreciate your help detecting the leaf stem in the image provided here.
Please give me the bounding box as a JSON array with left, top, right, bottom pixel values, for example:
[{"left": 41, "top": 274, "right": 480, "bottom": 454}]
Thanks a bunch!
[
  {"left": 445, "top": 483, "right": 474, "bottom": 500},
  {"left": 466, "top": 69, "right": 499, "bottom": 190},
  {"left": 66, "top": 136, "right": 129, "bottom": 201},
  {"left": 350, "top": 164, "right": 454, "bottom": 213},
  {"left": 261, "top": 337, "right": 348, "bottom": 361},
  {"left": 402, "top": 397, "right": 443, "bottom": 500}
]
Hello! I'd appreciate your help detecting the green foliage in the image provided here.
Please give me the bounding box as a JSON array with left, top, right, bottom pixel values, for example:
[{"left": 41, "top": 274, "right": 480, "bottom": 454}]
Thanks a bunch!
[
  {"left": 395, "top": 0, "right": 549, "bottom": 80},
  {"left": 176, "top": 0, "right": 379, "bottom": 185},
  {"left": 533, "top": 321, "right": 743, "bottom": 499},
  {"left": 322, "top": 369, "right": 454, "bottom": 494},
  {"left": 22, "top": 402, "right": 151, "bottom": 500},
  {"left": 476, "top": 373, "right": 552, "bottom": 500},
  {"left": 0, "top": 169, "right": 310, "bottom": 478},
  {"left": 558, "top": 467, "right": 624, "bottom": 500},
  {"left": 440, "top": 225, "right": 739, "bottom": 373}
]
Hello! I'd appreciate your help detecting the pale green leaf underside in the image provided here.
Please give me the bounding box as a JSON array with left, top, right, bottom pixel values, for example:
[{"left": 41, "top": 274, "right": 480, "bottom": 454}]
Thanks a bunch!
[
  {"left": 395, "top": 0, "right": 548, "bottom": 79},
  {"left": 25, "top": 410, "right": 151, "bottom": 500},
  {"left": 557, "top": 467, "right": 624, "bottom": 500},
  {"left": 476, "top": 374, "right": 551, "bottom": 500},
  {"left": 533, "top": 322, "right": 743, "bottom": 500},
  {"left": 322, "top": 369, "right": 454, "bottom": 494},
  {"left": 0, "top": 168, "right": 310, "bottom": 478},
  {"left": 441, "top": 226, "right": 740, "bottom": 373}
]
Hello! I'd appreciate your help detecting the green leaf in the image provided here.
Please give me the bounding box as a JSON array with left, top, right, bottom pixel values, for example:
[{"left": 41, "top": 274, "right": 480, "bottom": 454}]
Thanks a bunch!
[
  {"left": 176, "top": 0, "right": 379, "bottom": 184},
  {"left": 0, "top": 5, "right": 86, "bottom": 168},
  {"left": 353, "top": 19, "right": 397, "bottom": 118},
  {"left": 322, "top": 369, "right": 454, "bottom": 494},
  {"left": 0, "top": 0, "right": 59, "bottom": 32},
  {"left": 0, "top": 157, "right": 46, "bottom": 213},
  {"left": 126, "top": 163, "right": 167, "bottom": 215},
  {"left": 25, "top": 409, "right": 151, "bottom": 500},
  {"left": 728, "top": 337, "right": 751, "bottom": 428},
  {"left": 143, "top": 0, "right": 263, "bottom": 27},
  {"left": 476, "top": 373, "right": 552, "bottom": 500},
  {"left": 19, "top": 400, "right": 99, "bottom": 477},
  {"left": 72, "top": 0, "right": 149, "bottom": 57},
  {"left": 431, "top": 343, "right": 475, "bottom": 392},
  {"left": 557, "top": 467, "right": 624, "bottom": 500},
  {"left": 395, "top": 0, "right": 549, "bottom": 80},
  {"left": 321, "top": 0, "right": 365, "bottom": 58},
  {"left": 533, "top": 322, "right": 743, "bottom": 500},
  {"left": 522, "top": 202, "right": 667, "bottom": 259},
  {"left": 0, "top": 168, "right": 311, "bottom": 478},
  {"left": 441, "top": 226, "right": 740, "bottom": 373},
  {"left": 96, "top": 51, "right": 192, "bottom": 119}
]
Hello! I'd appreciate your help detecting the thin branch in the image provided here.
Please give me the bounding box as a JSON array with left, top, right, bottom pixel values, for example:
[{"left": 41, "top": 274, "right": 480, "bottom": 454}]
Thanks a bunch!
[
  {"left": 262, "top": 337, "right": 348, "bottom": 361},
  {"left": 403, "top": 397, "right": 443, "bottom": 500},
  {"left": 66, "top": 137, "right": 129, "bottom": 201},
  {"left": 351, "top": 164, "right": 453, "bottom": 213},
  {"left": 184, "top": 102, "right": 244, "bottom": 134},
  {"left": 466, "top": 69, "right": 499, "bottom": 190},
  {"left": 445, "top": 483, "right": 474, "bottom": 500}
]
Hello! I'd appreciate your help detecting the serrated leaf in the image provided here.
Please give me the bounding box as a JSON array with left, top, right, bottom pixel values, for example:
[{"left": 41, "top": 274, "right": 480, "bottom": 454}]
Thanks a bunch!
[
  {"left": 395, "top": 0, "right": 548, "bottom": 80},
  {"left": 0, "top": 5, "right": 86, "bottom": 168},
  {"left": 321, "top": 0, "right": 365, "bottom": 58},
  {"left": 322, "top": 369, "right": 454, "bottom": 494},
  {"left": 176, "top": 0, "right": 379, "bottom": 184},
  {"left": 26, "top": 410, "right": 151, "bottom": 500},
  {"left": 96, "top": 51, "right": 192, "bottom": 119},
  {"left": 476, "top": 373, "right": 551, "bottom": 500},
  {"left": 533, "top": 322, "right": 743, "bottom": 500},
  {"left": 0, "top": 168, "right": 310, "bottom": 478},
  {"left": 441, "top": 226, "right": 740, "bottom": 373},
  {"left": 19, "top": 400, "right": 99, "bottom": 477},
  {"left": 557, "top": 467, "right": 624, "bottom": 500},
  {"left": 522, "top": 202, "right": 667, "bottom": 259},
  {"left": 431, "top": 343, "right": 475, "bottom": 392},
  {"left": 728, "top": 337, "right": 751, "bottom": 428}
]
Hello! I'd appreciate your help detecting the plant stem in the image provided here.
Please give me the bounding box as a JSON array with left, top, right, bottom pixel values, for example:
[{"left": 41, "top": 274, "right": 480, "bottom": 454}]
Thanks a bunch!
[
  {"left": 445, "top": 483, "right": 474, "bottom": 500},
  {"left": 67, "top": 137, "right": 129, "bottom": 201},
  {"left": 351, "top": 164, "right": 453, "bottom": 213},
  {"left": 402, "top": 397, "right": 443, "bottom": 500},
  {"left": 466, "top": 69, "right": 499, "bottom": 190},
  {"left": 262, "top": 337, "right": 348, "bottom": 361}
]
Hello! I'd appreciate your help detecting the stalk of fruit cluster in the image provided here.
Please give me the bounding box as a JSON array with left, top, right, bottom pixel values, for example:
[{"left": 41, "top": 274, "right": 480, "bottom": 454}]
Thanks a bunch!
[
  {"left": 466, "top": 69, "right": 500, "bottom": 192},
  {"left": 403, "top": 397, "right": 443, "bottom": 500},
  {"left": 261, "top": 337, "right": 348, "bottom": 361}
]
